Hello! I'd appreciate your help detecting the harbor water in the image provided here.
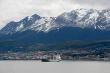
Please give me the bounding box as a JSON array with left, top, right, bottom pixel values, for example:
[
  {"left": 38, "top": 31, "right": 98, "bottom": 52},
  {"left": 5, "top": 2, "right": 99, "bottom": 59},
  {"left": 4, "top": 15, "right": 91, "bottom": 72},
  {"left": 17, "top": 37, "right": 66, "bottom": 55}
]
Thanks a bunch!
[{"left": 0, "top": 61, "right": 110, "bottom": 73}]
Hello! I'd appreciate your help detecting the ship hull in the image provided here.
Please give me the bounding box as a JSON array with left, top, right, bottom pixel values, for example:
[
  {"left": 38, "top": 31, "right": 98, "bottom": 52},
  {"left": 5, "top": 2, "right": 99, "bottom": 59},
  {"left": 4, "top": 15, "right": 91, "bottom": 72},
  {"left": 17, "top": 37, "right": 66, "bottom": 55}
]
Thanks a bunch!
[{"left": 41, "top": 59, "right": 61, "bottom": 62}]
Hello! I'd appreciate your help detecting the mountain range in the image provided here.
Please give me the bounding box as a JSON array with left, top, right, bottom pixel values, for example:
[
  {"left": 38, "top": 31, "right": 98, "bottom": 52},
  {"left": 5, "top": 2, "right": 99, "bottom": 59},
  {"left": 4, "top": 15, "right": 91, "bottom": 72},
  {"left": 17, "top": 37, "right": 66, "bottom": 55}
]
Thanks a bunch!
[{"left": 1, "top": 9, "right": 110, "bottom": 52}]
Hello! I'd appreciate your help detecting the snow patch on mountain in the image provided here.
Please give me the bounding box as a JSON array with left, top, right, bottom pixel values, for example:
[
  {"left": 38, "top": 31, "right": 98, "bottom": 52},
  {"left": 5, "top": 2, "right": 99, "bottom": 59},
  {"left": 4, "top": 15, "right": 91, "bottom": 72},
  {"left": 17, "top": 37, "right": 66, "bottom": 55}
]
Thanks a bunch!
[
  {"left": 20, "top": 17, "right": 56, "bottom": 32},
  {"left": 16, "top": 23, "right": 24, "bottom": 31}
]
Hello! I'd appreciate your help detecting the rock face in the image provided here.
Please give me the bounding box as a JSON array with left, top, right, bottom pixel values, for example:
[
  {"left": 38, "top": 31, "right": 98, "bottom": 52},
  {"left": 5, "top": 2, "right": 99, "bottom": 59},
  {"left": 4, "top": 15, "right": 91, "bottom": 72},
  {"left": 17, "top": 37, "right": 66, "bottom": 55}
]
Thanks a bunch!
[{"left": 1, "top": 9, "right": 110, "bottom": 43}]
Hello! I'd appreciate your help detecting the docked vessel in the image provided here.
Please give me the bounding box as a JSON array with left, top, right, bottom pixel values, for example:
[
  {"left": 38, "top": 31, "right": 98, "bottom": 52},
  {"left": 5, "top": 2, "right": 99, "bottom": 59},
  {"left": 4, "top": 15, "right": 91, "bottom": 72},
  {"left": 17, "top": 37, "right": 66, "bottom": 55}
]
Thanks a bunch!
[{"left": 41, "top": 55, "right": 61, "bottom": 62}]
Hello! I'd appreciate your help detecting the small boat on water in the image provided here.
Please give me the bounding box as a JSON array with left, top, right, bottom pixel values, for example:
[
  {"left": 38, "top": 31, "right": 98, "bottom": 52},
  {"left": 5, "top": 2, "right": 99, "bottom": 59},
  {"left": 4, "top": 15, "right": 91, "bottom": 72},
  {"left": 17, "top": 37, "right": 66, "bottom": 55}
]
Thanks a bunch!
[{"left": 41, "top": 55, "right": 61, "bottom": 62}]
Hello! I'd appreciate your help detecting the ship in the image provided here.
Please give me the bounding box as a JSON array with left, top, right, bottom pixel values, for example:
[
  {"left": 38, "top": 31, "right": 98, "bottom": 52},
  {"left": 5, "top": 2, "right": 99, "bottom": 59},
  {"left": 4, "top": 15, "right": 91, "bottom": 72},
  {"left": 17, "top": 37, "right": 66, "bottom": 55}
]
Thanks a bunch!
[{"left": 41, "top": 55, "right": 61, "bottom": 62}]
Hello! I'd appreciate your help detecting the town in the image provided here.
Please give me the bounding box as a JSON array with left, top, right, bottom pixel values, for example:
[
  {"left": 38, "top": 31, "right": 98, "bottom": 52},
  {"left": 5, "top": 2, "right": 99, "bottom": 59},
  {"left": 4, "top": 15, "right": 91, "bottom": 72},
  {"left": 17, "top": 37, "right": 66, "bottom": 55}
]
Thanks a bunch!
[{"left": 0, "top": 48, "right": 110, "bottom": 61}]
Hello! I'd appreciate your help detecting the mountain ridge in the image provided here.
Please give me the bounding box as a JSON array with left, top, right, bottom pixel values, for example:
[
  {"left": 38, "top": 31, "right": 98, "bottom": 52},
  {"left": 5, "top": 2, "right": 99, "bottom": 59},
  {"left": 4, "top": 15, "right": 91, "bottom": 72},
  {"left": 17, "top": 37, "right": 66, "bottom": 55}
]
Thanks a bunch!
[{"left": 1, "top": 9, "right": 110, "bottom": 35}]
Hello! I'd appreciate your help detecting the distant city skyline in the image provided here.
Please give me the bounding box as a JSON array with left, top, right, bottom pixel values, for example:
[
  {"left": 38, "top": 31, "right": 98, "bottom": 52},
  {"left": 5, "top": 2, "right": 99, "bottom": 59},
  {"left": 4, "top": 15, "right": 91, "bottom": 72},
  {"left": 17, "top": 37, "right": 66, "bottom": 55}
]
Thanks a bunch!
[{"left": 0, "top": 0, "right": 109, "bottom": 29}]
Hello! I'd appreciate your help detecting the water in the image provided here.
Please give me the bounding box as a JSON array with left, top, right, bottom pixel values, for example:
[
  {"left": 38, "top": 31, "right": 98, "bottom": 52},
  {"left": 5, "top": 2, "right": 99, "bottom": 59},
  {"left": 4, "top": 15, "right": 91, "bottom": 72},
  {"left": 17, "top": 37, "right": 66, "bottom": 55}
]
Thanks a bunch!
[{"left": 0, "top": 61, "right": 110, "bottom": 73}]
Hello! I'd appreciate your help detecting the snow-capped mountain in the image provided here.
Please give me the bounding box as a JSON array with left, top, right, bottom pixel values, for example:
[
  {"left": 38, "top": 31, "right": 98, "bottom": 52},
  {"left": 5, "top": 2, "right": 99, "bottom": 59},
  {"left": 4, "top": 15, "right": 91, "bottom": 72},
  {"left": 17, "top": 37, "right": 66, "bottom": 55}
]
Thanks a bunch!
[
  {"left": 1, "top": 9, "right": 110, "bottom": 34},
  {"left": 0, "top": 14, "right": 41, "bottom": 34},
  {"left": 1, "top": 9, "right": 110, "bottom": 52},
  {"left": 55, "top": 9, "right": 110, "bottom": 30}
]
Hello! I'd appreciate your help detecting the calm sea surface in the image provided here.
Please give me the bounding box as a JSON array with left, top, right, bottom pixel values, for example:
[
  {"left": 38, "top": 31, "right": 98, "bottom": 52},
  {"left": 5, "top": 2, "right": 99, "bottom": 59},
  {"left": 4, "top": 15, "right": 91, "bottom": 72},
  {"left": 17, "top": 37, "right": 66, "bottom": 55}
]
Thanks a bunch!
[{"left": 0, "top": 61, "right": 110, "bottom": 73}]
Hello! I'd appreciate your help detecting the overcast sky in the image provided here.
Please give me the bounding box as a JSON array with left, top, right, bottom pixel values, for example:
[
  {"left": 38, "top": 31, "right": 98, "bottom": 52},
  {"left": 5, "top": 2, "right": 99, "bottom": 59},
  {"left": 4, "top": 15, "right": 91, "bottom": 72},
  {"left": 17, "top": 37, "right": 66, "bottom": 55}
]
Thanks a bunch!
[{"left": 0, "top": 0, "right": 110, "bottom": 29}]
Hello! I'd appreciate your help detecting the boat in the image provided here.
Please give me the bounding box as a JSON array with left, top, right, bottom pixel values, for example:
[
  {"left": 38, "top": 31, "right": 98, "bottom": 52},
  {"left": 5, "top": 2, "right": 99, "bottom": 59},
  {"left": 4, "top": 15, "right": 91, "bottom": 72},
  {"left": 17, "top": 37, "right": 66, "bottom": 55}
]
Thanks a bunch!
[{"left": 41, "top": 55, "right": 61, "bottom": 62}]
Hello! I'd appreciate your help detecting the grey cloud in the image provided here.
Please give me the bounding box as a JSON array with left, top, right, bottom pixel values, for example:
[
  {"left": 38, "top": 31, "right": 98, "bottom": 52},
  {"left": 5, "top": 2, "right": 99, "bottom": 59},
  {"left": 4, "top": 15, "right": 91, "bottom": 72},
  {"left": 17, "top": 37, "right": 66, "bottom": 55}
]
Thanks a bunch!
[
  {"left": 0, "top": 0, "right": 3, "bottom": 5},
  {"left": 68, "top": 0, "right": 110, "bottom": 8}
]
